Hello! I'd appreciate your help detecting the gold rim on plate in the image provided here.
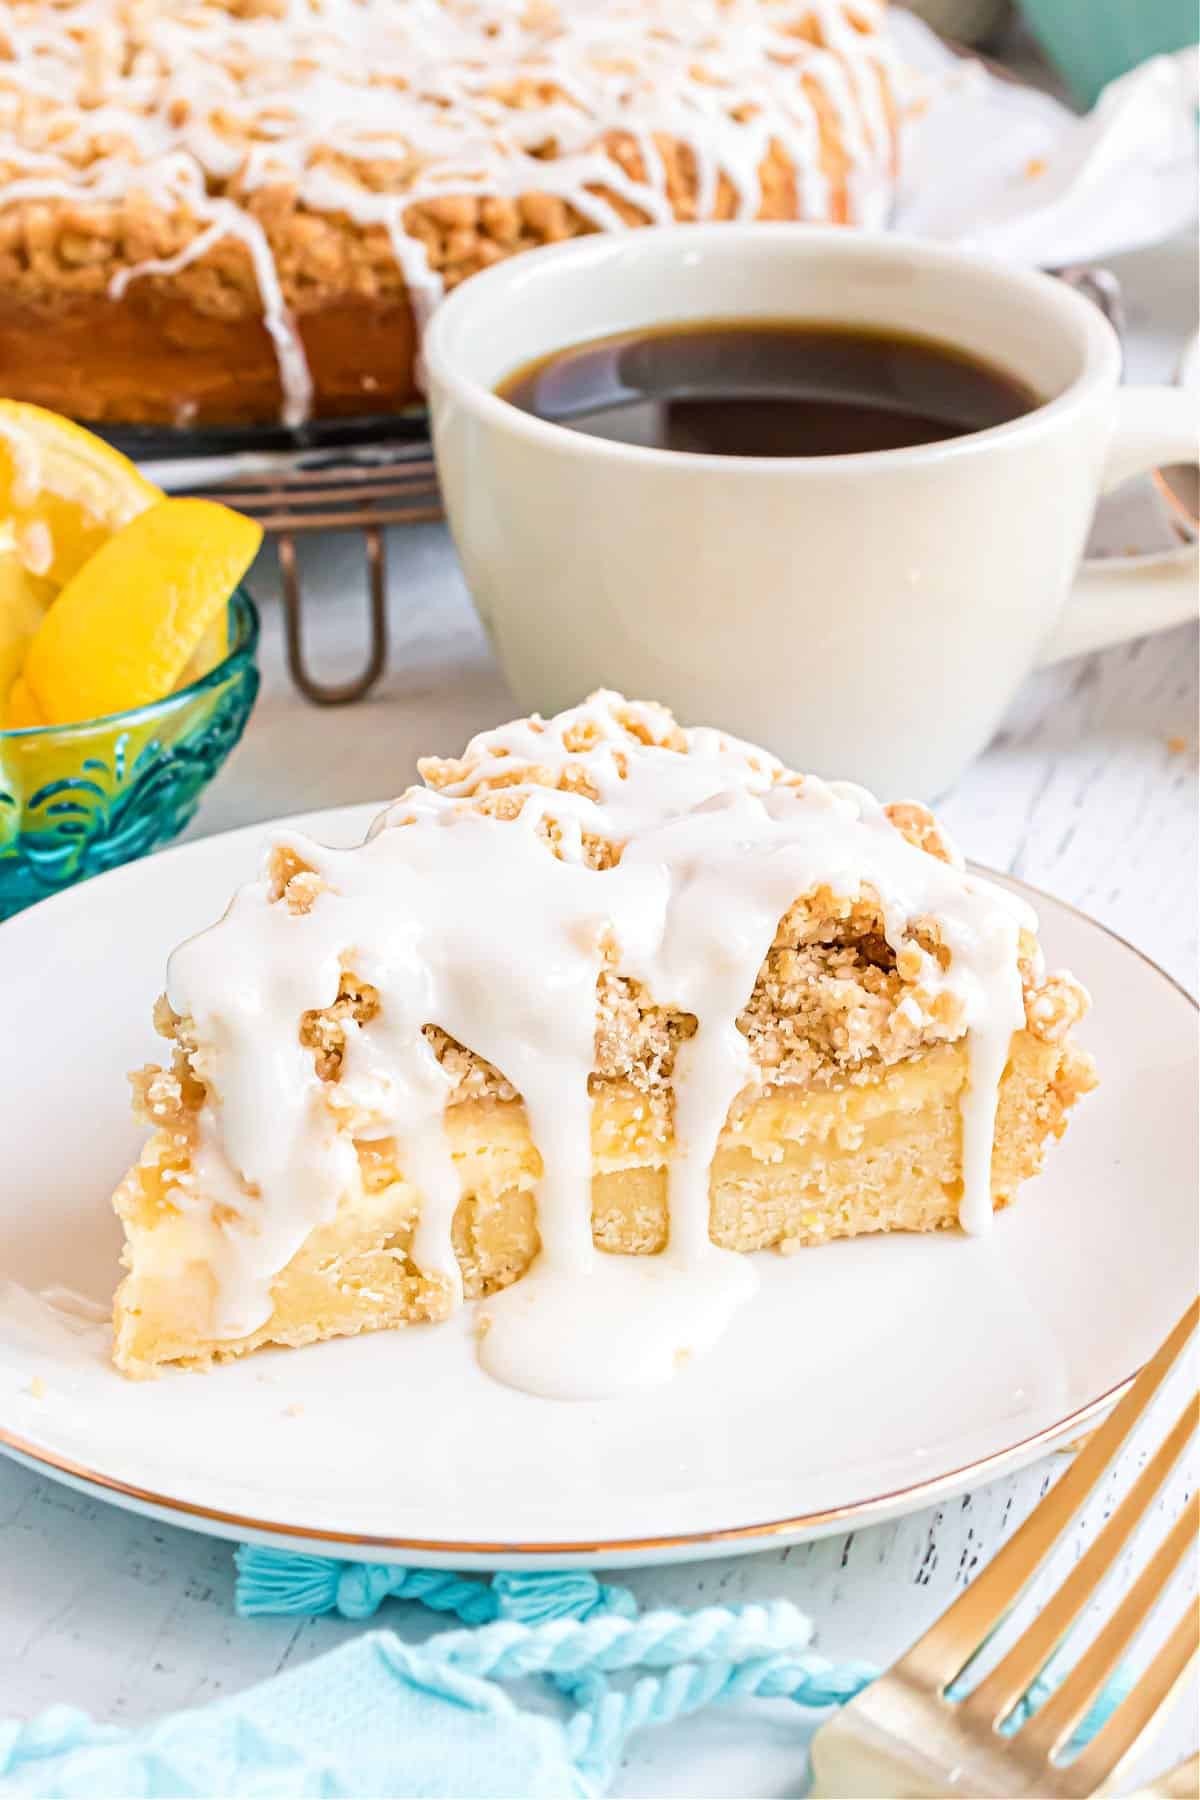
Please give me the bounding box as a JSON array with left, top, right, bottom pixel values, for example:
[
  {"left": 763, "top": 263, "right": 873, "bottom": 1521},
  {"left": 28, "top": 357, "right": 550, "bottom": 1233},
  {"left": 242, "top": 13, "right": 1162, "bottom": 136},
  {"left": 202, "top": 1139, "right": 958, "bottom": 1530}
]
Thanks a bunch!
[{"left": 1, "top": 871, "right": 1195, "bottom": 1561}]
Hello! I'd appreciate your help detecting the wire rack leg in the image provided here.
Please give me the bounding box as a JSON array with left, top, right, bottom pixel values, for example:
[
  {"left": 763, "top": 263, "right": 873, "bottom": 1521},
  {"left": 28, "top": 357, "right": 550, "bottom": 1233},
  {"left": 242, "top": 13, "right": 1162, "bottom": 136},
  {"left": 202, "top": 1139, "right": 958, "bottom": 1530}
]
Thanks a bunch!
[{"left": 279, "top": 525, "right": 390, "bottom": 705}]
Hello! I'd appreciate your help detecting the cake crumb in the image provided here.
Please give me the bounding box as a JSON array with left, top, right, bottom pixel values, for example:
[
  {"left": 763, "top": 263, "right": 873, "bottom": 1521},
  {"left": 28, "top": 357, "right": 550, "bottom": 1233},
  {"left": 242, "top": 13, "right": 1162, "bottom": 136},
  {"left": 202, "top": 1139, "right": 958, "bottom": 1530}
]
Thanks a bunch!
[
  {"left": 1167, "top": 735, "right": 1188, "bottom": 754},
  {"left": 26, "top": 1376, "right": 45, "bottom": 1399},
  {"left": 1024, "top": 156, "right": 1047, "bottom": 179},
  {"left": 283, "top": 1402, "right": 304, "bottom": 1418}
]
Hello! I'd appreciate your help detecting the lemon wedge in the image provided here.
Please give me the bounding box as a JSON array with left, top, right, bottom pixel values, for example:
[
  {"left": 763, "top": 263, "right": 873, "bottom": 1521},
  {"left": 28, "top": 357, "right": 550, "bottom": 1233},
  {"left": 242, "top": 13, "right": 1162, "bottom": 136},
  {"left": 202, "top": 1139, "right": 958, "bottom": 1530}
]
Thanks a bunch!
[
  {"left": 176, "top": 607, "right": 231, "bottom": 690},
  {"left": 0, "top": 399, "right": 161, "bottom": 587},
  {"left": 20, "top": 498, "right": 263, "bottom": 725},
  {"left": 5, "top": 675, "right": 44, "bottom": 729},
  {"left": 0, "top": 527, "right": 55, "bottom": 717}
]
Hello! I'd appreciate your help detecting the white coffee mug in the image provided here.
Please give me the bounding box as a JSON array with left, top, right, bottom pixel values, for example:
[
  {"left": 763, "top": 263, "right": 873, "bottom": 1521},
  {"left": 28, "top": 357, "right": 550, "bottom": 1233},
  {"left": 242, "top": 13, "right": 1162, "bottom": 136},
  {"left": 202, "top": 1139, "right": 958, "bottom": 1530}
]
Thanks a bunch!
[{"left": 424, "top": 226, "right": 1196, "bottom": 797}]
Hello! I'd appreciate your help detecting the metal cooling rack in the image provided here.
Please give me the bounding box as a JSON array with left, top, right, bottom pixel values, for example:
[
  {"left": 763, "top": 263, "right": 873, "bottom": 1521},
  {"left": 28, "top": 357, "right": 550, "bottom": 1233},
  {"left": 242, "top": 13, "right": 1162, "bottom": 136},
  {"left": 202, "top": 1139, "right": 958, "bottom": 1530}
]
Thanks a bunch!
[{"left": 141, "top": 430, "right": 442, "bottom": 706}]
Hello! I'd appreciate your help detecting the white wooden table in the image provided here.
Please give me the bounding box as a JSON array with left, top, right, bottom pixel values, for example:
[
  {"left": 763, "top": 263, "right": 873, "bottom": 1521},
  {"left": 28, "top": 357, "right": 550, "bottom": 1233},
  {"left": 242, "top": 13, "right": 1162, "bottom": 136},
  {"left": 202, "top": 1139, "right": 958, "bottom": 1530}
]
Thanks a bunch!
[{"left": 2, "top": 231, "right": 1196, "bottom": 1794}]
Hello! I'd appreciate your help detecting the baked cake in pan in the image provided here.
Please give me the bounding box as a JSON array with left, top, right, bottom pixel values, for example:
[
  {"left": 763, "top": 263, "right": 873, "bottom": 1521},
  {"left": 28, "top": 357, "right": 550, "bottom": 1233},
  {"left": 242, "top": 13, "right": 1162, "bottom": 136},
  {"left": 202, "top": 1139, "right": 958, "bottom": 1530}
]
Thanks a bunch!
[
  {"left": 111, "top": 693, "right": 1096, "bottom": 1393},
  {"left": 0, "top": 0, "right": 903, "bottom": 427}
]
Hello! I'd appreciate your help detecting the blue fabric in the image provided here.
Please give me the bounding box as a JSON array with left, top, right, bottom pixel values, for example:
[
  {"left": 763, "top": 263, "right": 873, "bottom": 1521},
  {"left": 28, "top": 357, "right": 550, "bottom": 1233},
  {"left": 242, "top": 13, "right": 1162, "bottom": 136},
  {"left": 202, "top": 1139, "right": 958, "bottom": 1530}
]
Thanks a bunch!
[
  {"left": 0, "top": 1552, "right": 1135, "bottom": 1798},
  {"left": 0, "top": 1633, "right": 576, "bottom": 1798}
]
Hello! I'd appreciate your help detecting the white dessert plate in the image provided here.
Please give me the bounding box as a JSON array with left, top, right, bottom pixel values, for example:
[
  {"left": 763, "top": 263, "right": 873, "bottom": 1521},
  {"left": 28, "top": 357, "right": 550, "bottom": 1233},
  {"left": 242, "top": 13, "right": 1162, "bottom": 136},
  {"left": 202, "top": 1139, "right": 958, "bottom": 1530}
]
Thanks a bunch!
[{"left": 1, "top": 804, "right": 1195, "bottom": 1569}]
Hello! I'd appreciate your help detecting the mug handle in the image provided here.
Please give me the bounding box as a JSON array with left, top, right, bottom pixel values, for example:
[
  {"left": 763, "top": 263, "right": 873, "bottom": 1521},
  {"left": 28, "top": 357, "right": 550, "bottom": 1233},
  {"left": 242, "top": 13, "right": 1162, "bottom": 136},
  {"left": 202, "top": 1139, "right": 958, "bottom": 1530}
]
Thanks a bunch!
[{"left": 1037, "top": 386, "right": 1198, "bottom": 666}]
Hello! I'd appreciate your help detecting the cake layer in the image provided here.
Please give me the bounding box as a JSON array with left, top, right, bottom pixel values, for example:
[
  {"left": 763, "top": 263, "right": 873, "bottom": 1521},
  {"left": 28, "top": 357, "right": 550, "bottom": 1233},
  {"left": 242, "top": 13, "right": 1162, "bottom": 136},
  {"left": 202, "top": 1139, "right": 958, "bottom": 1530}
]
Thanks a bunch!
[
  {"left": 0, "top": 292, "right": 422, "bottom": 427},
  {"left": 112, "top": 1030, "right": 1094, "bottom": 1375}
]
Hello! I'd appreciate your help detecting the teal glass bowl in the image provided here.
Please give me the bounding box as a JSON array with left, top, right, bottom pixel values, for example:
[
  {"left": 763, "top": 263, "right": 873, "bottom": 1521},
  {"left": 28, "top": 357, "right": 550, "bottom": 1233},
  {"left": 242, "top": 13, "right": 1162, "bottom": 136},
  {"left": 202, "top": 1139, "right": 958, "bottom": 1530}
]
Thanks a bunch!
[{"left": 0, "top": 585, "right": 259, "bottom": 919}]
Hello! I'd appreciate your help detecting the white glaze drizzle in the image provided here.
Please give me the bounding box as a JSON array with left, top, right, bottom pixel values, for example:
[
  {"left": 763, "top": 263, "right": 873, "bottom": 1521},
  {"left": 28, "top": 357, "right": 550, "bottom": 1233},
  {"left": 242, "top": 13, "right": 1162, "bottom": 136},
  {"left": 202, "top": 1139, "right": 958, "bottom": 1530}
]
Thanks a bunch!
[
  {"left": 162, "top": 693, "right": 1033, "bottom": 1396},
  {"left": 0, "top": 0, "right": 902, "bottom": 423}
]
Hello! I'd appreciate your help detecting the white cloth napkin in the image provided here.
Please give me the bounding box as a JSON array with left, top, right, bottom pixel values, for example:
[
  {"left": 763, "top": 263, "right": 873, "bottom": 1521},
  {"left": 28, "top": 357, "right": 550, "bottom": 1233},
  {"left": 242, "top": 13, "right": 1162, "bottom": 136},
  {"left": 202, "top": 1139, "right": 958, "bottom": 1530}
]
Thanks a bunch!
[{"left": 891, "top": 13, "right": 1199, "bottom": 264}]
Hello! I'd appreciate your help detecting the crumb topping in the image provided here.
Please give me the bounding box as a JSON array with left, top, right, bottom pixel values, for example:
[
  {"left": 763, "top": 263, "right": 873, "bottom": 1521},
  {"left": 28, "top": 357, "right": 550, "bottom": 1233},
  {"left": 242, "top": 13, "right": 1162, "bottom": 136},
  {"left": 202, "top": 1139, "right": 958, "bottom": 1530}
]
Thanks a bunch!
[{"left": 143, "top": 690, "right": 1090, "bottom": 1131}]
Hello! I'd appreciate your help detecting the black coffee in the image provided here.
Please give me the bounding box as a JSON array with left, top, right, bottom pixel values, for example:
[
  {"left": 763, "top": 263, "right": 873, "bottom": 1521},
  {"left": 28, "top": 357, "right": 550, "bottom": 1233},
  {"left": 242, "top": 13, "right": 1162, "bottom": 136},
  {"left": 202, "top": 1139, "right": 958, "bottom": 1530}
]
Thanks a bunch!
[{"left": 495, "top": 319, "right": 1039, "bottom": 457}]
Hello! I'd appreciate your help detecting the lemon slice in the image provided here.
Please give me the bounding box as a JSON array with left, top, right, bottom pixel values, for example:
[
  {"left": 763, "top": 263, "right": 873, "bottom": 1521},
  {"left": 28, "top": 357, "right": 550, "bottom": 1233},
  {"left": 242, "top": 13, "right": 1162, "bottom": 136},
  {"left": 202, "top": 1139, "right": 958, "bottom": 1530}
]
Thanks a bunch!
[
  {"left": 0, "top": 527, "right": 55, "bottom": 715},
  {"left": 21, "top": 498, "right": 263, "bottom": 725},
  {"left": 0, "top": 400, "right": 161, "bottom": 587},
  {"left": 176, "top": 607, "right": 231, "bottom": 690},
  {"left": 5, "top": 675, "right": 44, "bottom": 729}
]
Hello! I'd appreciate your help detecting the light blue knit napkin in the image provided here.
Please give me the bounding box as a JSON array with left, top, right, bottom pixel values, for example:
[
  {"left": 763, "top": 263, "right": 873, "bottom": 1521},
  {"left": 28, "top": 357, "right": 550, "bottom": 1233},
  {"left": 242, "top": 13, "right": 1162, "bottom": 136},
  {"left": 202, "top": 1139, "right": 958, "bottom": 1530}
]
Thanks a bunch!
[
  {"left": 0, "top": 1551, "right": 1131, "bottom": 1798},
  {"left": 0, "top": 1633, "right": 574, "bottom": 1799}
]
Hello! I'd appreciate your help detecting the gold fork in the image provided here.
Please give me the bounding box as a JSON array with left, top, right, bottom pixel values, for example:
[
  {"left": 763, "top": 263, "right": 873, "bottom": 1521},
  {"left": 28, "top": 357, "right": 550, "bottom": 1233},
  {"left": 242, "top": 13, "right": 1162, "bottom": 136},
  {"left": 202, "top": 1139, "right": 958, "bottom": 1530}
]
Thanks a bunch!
[{"left": 810, "top": 1298, "right": 1200, "bottom": 1798}]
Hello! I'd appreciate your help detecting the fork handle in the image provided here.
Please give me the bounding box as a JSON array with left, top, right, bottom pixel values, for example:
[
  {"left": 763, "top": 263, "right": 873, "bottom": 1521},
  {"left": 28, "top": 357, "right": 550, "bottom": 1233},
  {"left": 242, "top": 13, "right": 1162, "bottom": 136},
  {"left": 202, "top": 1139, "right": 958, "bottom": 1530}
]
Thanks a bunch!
[
  {"left": 808, "top": 1708, "right": 971, "bottom": 1799},
  {"left": 810, "top": 1725, "right": 1200, "bottom": 1800},
  {"left": 1129, "top": 1752, "right": 1200, "bottom": 1799}
]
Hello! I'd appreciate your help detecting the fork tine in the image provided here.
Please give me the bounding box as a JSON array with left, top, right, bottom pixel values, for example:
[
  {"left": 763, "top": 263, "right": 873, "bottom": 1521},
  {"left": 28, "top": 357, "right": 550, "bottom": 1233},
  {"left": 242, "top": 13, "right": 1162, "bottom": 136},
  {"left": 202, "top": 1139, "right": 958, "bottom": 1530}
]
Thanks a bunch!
[
  {"left": 894, "top": 1298, "right": 1199, "bottom": 1690},
  {"left": 1014, "top": 1489, "right": 1199, "bottom": 1761},
  {"left": 1054, "top": 1606, "right": 1200, "bottom": 1798},
  {"left": 960, "top": 1392, "right": 1199, "bottom": 1729}
]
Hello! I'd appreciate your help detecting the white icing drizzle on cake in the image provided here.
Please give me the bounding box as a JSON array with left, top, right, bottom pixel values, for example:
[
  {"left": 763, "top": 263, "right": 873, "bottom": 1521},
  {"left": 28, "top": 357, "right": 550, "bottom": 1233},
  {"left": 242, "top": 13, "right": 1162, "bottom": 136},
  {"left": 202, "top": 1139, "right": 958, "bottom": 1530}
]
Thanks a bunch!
[
  {"left": 0, "top": 0, "right": 901, "bottom": 424},
  {"left": 164, "top": 692, "right": 1033, "bottom": 1398}
]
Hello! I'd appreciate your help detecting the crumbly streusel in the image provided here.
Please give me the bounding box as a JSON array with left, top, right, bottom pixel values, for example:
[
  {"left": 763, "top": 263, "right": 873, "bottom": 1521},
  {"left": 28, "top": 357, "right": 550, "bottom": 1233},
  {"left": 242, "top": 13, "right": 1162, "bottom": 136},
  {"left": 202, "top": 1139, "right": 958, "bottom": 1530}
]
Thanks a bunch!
[
  {"left": 0, "top": 0, "right": 896, "bottom": 312},
  {"left": 138, "top": 696, "right": 1087, "bottom": 1136}
]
